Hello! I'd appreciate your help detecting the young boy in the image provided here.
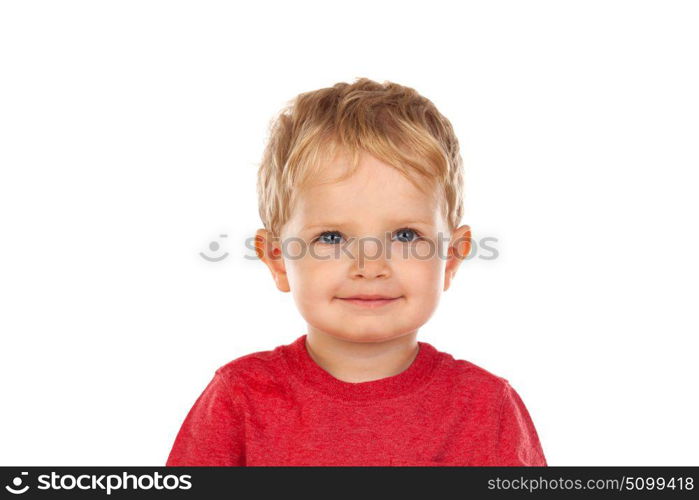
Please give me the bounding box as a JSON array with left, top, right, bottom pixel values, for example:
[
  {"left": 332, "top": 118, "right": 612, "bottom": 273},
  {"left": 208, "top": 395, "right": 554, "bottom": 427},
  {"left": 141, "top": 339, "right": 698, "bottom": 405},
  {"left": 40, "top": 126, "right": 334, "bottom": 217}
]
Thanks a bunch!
[{"left": 166, "top": 78, "right": 547, "bottom": 466}]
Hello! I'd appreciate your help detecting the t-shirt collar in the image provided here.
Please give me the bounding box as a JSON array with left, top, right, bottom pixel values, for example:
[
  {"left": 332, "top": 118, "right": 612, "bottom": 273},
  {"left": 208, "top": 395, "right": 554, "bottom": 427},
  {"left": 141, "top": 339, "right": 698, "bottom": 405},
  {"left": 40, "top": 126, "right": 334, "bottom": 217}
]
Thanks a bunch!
[{"left": 281, "top": 334, "right": 441, "bottom": 402}]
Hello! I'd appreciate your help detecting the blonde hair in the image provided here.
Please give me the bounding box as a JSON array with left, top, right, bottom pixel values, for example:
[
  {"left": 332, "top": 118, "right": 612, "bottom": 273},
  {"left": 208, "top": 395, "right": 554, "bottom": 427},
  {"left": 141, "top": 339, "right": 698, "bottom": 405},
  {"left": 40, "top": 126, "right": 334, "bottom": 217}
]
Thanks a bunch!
[{"left": 257, "top": 77, "right": 464, "bottom": 237}]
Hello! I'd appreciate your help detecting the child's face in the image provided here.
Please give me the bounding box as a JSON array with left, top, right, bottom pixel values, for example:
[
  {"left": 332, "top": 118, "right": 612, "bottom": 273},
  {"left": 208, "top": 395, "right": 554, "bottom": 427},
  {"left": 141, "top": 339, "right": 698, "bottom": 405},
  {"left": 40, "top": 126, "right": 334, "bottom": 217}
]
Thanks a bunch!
[{"left": 257, "top": 151, "right": 470, "bottom": 343}]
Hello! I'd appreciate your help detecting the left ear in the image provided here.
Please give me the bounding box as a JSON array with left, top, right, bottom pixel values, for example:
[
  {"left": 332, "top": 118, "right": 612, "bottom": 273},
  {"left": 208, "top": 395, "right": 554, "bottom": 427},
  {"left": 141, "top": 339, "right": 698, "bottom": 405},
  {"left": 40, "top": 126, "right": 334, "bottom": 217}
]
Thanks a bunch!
[{"left": 444, "top": 224, "right": 472, "bottom": 291}]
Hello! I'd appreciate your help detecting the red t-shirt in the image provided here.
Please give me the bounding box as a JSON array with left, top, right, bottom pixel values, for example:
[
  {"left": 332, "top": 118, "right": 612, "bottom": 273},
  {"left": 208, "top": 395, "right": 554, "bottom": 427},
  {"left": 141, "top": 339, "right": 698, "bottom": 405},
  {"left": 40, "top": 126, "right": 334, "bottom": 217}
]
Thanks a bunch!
[{"left": 166, "top": 335, "right": 547, "bottom": 466}]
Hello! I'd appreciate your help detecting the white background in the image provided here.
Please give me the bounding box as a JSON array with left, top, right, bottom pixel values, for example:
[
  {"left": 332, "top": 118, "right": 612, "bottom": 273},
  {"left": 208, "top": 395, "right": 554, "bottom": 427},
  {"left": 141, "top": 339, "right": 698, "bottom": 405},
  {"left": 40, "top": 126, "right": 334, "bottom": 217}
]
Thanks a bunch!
[{"left": 1, "top": 0, "right": 697, "bottom": 466}]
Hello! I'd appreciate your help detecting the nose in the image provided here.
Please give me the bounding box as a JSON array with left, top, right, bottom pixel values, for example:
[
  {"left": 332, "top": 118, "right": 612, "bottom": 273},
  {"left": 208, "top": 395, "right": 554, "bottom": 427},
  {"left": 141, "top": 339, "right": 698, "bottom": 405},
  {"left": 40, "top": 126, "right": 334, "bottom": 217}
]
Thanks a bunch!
[{"left": 350, "top": 237, "right": 391, "bottom": 279}]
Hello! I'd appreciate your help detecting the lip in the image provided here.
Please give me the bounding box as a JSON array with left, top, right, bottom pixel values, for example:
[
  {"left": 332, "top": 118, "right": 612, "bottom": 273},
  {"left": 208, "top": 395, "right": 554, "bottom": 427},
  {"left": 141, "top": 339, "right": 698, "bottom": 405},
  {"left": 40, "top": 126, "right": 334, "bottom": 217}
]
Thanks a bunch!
[{"left": 336, "top": 295, "right": 403, "bottom": 309}]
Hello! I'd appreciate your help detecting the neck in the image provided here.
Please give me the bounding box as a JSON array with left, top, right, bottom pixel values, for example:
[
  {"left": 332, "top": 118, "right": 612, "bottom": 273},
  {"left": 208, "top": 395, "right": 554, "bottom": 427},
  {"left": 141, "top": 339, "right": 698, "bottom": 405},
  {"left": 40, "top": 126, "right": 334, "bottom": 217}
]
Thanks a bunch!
[{"left": 304, "top": 328, "right": 420, "bottom": 383}]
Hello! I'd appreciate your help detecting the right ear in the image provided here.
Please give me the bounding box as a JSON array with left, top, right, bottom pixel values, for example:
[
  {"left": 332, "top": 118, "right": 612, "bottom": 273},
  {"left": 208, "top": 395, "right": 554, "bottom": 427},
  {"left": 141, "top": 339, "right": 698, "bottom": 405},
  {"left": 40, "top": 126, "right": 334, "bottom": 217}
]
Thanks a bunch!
[{"left": 255, "top": 228, "right": 290, "bottom": 292}]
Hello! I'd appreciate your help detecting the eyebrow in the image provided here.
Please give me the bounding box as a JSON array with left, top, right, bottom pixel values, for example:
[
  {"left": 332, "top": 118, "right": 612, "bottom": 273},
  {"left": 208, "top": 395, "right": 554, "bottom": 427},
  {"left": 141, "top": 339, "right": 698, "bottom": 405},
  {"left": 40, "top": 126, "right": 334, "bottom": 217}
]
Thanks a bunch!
[{"left": 301, "top": 219, "right": 434, "bottom": 231}]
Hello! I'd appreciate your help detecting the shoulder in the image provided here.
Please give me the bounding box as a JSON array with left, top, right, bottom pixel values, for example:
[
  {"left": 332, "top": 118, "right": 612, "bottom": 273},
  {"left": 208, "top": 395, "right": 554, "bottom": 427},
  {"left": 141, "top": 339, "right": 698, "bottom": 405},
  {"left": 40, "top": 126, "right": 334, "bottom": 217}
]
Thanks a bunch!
[
  {"left": 213, "top": 342, "right": 289, "bottom": 393},
  {"left": 430, "top": 345, "right": 511, "bottom": 401}
]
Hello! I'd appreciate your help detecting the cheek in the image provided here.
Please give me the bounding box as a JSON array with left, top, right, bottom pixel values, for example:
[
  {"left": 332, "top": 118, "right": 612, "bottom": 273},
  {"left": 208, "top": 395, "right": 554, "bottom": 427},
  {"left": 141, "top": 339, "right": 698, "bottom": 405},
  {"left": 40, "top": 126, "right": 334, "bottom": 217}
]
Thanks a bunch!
[
  {"left": 286, "top": 254, "right": 343, "bottom": 300},
  {"left": 397, "top": 258, "right": 444, "bottom": 324},
  {"left": 394, "top": 247, "right": 445, "bottom": 293}
]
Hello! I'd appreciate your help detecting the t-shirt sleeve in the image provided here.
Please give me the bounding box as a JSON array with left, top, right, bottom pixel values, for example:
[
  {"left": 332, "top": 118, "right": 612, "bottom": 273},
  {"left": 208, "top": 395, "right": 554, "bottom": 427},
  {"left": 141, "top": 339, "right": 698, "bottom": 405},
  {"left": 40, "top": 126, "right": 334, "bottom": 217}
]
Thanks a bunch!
[
  {"left": 166, "top": 370, "right": 245, "bottom": 466},
  {"left": 491, "top": 380, "right": 547, "bottom": 466}
]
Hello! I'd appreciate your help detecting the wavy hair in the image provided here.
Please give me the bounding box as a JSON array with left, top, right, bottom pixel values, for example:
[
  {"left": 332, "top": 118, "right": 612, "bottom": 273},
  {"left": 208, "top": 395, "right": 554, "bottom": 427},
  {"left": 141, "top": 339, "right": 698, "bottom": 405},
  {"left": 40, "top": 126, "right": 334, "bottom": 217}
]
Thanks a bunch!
[{"left": 257, "top": 77, "right": 464, "bottom": 237}]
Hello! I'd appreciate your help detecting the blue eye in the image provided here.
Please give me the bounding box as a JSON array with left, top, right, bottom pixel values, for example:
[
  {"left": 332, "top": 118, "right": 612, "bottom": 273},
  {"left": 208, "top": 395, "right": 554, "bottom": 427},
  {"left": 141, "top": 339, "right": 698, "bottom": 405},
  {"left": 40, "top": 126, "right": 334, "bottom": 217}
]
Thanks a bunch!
[
  {"left": 393, "top": 227, "right": 422, "bottom": 243},
  {"left": 313, "top": 227, "right": 423, "bottom": 245},
  {"left": 315, "top": 231, "right": 344, "bottom": 245}
]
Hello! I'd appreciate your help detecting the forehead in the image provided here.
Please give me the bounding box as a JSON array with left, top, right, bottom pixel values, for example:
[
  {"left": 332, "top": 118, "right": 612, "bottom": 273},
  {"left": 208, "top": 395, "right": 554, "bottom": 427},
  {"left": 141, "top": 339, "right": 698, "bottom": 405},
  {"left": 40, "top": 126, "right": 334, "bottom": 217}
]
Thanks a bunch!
[{"left": 293, "top": 152, "right": 441, "bottom": 224}]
